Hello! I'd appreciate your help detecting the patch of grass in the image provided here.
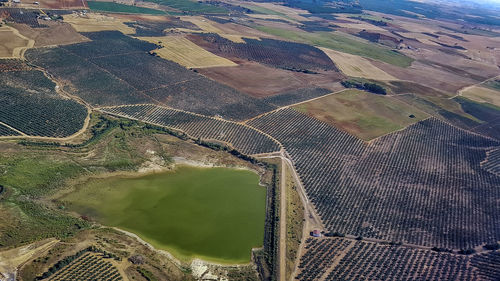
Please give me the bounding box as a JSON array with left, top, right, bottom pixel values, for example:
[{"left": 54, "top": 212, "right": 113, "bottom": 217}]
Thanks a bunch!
[
  {"left": 285, "top": 165, "right": 303, "bottom": 281},
  {"left": 294, "top": 89, "right": 428, "bottom": 140},
  {"left": 255, "top": 26, "right": 414, "bottom": 67},
  {"left": 137, "top": 267, "right": 158, "bottom": 281},
  {"left": 87, "top": 1, "right": 166, "bottom": 15},
  {"left": 141, "top": 0, "right": 228, "bottom": 14}
]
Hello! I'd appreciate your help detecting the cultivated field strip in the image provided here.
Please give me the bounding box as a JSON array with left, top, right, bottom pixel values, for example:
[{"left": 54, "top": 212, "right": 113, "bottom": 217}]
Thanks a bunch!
[
  {"left": 482, "top": 148, "right": 500, "bottom": 176},
  {"left": 248, "top": 108, "right": 500, "bottom": 249},
  {"left": 297, "top": 238, "right": 499, "bottom": 281},
  {"left": 47, "top": 252, "right": 122, "bottom": 281},
  {"left": 101, "top": 104, "right": 280, "bottom": 155},
  {"left": 0, "top": 123, "right": 21, "bottom": 136},
  {"left": 296, "top": 238, "right": 352, "bottom": 280},
  {"left": 0, "top": 70, "right": 87, "bottom": 137}
]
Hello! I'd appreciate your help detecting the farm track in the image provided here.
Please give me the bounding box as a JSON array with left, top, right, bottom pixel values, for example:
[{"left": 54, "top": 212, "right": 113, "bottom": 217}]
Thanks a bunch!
[{"left": 453, "top": 74, "right": 500, "bottom": 100}]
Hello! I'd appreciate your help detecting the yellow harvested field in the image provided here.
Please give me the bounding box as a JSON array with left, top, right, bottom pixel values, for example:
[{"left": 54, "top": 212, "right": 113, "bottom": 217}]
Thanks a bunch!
[
  {"left": 320, "top": 47, "right": 397, "bottom": 81},
  {"left": 137, "top": 36, "right": 237, "bottom": 68},
  {"left": 0, "top": 26, "right": 33, "bottom": 58},
  {"left": 63, "top": 13, "right": 135, "bottom": 34},
  {"left": 460, "top": 85, "right": 500, "bottom": 107}
]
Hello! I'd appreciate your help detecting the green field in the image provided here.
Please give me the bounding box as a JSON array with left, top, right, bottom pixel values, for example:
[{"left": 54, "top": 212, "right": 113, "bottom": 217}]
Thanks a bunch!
[
  {"left": 59, "top": 166, "right": 266, "bottom": 264},
  {"left": 87, "top": 1, "right": 166, "bottom": 15},
  {"left": 294, "top": 89, "right": 428, "bottom": 140},
  {"left": 255, "top": 26, "right": 414, "bottom": 67},
  {"left": 142, "top": 0, "right": 227, "bottom": 14}
]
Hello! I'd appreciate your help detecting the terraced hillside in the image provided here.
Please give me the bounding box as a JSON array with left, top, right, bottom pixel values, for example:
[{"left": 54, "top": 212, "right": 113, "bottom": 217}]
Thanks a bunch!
[
  {"left": 248, "top": 108, "right": 500, "bottom": 249},
  {"left": 101, "top": 104, "right": 280, "bottom": 155}
]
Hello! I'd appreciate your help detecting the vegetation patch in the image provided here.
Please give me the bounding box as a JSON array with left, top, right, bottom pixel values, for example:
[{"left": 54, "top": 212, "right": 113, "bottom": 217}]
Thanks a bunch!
[
  {"left": 294, "top": 89, "right": 427, "bottom": 140},
  {"left": 341, "top": 79, "right": 387, "bottom": 95}
]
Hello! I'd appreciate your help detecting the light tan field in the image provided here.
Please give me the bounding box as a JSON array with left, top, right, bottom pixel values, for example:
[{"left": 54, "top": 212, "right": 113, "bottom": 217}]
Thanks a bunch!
[
  {"left": 138, "top": 36, "right": 237, "bottom": 68},
  {"left": 460, "top": 85, "right": 500, "bottom": 107},
  {"left": 0, "top": 26, "right": 33, "bottom": 58},
  {"left": 63, "top": 13, "right": 135, "bottom": 34},
  {"left": 320, "top": 47, "right": 396, "bottom": 81}
]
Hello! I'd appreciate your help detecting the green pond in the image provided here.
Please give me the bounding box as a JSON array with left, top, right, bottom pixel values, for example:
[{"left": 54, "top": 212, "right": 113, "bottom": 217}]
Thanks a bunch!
[{"left": 61, "top": 166, "right": 267, "bottom": 264}]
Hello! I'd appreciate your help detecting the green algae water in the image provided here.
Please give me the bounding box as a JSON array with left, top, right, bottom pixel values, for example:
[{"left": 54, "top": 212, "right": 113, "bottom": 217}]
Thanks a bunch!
[{"left": 61, "top": 166, "right": 267, "bottom": 264}]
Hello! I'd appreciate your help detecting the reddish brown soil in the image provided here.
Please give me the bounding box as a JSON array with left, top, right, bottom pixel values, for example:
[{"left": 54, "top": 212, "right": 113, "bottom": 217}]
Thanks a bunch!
[
  {"left": 37, "top": 0, "right": 87, "bottom": 9},
  {"left": 198, "top": 61, "right": 344, "bottom": 98}
]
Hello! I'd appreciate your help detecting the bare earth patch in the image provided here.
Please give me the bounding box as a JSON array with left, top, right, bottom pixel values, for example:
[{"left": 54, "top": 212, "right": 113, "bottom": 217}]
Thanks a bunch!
[{"left": 197, "top": 61, "right": 343, "bottom": 98}]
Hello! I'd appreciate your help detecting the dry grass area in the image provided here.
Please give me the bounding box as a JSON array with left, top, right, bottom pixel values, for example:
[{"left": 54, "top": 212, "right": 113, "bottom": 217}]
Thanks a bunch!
[
  {"left": 294, "top": 89, "right": 429, "bottom": 140},
  {"left": 63, "top": 13, "right": 135, "bottom": 34},
  {"left": 460, "top": 85, "right": 500, "bottom": 107},
  {"left": 12, "top": 22, "right": 89, "bottom": 47},
  {"left": 0, "top": 238, "right": 59, "bottom": 280},
  {"left": 320, "top": 47, "right": 396, "bottom": 81},
  {"left": 0, "top": 26, "right": 32, "bottom": 58},
  {"left": 138, "top": 35, "right": 237, "bottom": 68},
  {"left": 197, "top": 61, "right": 342, "bottom": 98}
]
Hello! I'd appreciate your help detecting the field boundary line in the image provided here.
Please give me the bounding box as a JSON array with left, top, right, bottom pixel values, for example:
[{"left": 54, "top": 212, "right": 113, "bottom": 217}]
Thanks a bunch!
[
  {"left": 97, "top": 103, "right": 284, "bottom": 150},
  {"left": 0, "top": 121, "right": 27, "bottom": 136},
  {"left": 243, "top": 88, "right": 350, "bottom": 124},
  {"left": 317, "top": 240, "right": 355, "bottom": 281}
]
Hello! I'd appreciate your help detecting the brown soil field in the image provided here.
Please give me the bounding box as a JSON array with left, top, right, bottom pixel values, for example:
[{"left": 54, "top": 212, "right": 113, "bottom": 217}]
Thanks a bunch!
[
  {"left": 35, "top": 0, "right": 87, "bottom": 9},
  {"left": 0, "top": 26, "right": 30, "bottom": 58},
  {"left": 371, "top": 59, "right": 479, "bottom": 94},
  {"left": 63, "top": 13, "right": 135, "bottom": 34},
  {"left": 294, "top": 89, "right": 429, "bottom": 140},
  {"left": 197, "top": 61, "right": 343, "bottom": 98},
  {"left": 12, "top": 22, "right": 89, "bottom": 47}
]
